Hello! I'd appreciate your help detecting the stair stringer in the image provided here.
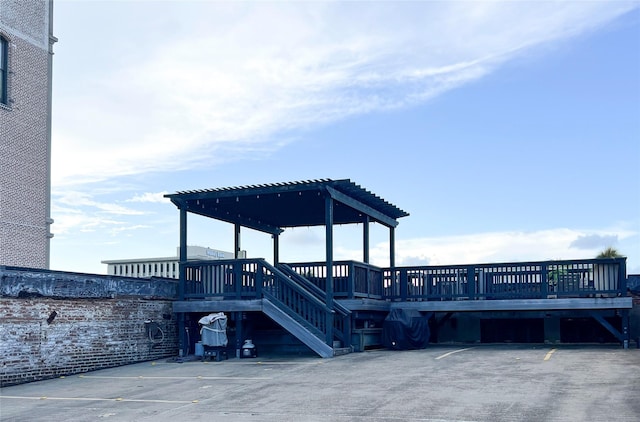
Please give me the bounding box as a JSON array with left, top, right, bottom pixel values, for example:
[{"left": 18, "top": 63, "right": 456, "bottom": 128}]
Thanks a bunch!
[{"left": 262, "top": 298, "right": 334, "bottom": 358}]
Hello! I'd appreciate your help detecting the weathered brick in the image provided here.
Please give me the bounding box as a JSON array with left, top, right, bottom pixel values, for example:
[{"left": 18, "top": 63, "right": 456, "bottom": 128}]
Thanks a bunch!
[{"left": 0, "top": 297, "right": 178, "bottom": 386}]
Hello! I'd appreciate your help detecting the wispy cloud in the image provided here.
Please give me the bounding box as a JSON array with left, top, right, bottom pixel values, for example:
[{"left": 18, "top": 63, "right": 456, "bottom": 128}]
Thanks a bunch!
[
  {"left": 335, "top": 227, "right": 638, "bottom": 268},
  {"left": 570, "top": 234, "right": 620, "bottom": 250},
  {"left": 285, "top": 227, "right": 324, "bottom": 246},
  {"left": 52, "top": 190, "right": 150, "bottom": 237},
  {"left": 51, "top": 1, "right": 638, "bottom": 187},
  {"left": 52, "top": 205, "right": 124, "bottom": 237},
  {"left": 126, "top": 192, "right": 169, "bottom": 204},
  {"left": 55, "top": 190, "right": 146, "bottom": 216}
]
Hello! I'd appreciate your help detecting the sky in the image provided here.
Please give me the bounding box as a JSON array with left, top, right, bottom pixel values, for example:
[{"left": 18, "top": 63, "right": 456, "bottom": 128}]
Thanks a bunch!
[{"left": 49, "top": 1, "right": 640, "bottom": 275}]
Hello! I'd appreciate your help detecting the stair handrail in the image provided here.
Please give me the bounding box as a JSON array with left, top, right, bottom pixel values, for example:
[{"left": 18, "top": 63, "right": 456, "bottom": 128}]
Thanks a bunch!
[
  {"left": 259, "top": 260, "right": 333, "bottom": 313},
  {"left": 278, "top": 263, "right": 351, "bottom": 317},
  {"left": 259, "top": 260, "right": 335, "bottom": 341}
]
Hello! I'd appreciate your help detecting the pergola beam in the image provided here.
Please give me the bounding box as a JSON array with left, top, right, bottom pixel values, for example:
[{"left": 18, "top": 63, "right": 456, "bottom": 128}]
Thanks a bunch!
[
  {"left": 325, "top": 186, "right": 398, "bottom": 228},
  {"left": 184, "top": 205, "right": 283, "bottom": 235}
]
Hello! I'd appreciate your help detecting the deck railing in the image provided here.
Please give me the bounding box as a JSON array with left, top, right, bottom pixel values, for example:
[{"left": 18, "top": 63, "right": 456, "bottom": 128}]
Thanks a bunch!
[
  {"left": 286, "top": 261, "right": 384, "bottom": 299},
  {"left": 182, "top": 258, "right": 346, "bottom": 344},
  {"left": 183, "top": 259, "right": 264, "bottom": 299},
  {"left": 383, "top": 258, "right": 627, "bottom": 301},
  {"left": 182, "top": 257, "right": 627, "bottom": 302}
]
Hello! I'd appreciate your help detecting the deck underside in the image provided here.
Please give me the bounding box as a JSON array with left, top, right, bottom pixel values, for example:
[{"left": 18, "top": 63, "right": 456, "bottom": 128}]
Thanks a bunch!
[{"left": 174, "top": 297, "right": 632, "bottom": 313}]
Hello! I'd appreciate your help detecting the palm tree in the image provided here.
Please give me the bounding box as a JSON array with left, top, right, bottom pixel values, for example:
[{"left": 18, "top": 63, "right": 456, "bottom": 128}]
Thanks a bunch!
[{"left": 596, "top": 247, "right": 623, "bottom": 259}]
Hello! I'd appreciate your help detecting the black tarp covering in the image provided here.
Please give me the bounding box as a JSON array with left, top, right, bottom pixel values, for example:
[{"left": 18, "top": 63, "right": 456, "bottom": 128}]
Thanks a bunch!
[
  {"left": 382, "top": 309, "right": 431, "bottom": 350},
  {"left": 628, "top": 275, "right": 640, "bottom": 295}
]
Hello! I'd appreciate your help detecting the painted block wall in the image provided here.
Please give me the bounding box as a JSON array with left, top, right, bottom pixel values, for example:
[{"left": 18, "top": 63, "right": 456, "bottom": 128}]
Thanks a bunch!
[{"left": 0, "top": 297, "right": 178, "bottom": 386}]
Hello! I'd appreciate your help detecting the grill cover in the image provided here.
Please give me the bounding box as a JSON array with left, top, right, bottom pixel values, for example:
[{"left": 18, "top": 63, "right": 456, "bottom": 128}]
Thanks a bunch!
[
  {"left": 199, "top": 312, "right": 228, "bottom": 347},
  {"left": 382, "top": 309, "right": 430, "bottom": 350}
]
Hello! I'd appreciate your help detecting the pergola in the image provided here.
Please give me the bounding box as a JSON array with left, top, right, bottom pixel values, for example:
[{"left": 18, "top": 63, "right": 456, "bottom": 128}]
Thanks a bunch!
[{"left": 165, "top": 179, "right": 409, "bottom": 301}]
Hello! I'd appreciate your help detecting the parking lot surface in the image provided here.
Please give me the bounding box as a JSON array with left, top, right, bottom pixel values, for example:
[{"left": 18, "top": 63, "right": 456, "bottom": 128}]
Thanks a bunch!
[{"left": 1, "top": 345, "right": 639, "bottom": 421}]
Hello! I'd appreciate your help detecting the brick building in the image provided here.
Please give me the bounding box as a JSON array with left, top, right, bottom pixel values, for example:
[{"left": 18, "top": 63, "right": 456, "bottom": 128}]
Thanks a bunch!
[{"left": 0, "top": 1, "right": 56, "bottom": 268}]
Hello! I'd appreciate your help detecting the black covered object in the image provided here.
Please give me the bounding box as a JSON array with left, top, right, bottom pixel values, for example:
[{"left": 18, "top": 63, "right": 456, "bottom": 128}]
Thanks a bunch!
[
  {"left": 628, "top": 275, "right": 640, "bottom": 295},
  {"left": 382, "top": 309, "right": 430, "bottom": 350}
]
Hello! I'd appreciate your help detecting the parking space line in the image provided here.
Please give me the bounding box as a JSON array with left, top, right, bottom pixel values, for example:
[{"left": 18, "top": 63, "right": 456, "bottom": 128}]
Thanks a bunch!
[
  {"left": 544, "top": 348, "right": 557, "bottom": 361},
  {"left": 0, "top": 395, "right": 195, "bottom": 404},
  {"left": 435, "top": 347, "right": 474, "bottom": 360},
  {"left": 78, "top": 375, "right": 271, "bottom": 380},
  {"left": 258, "top": 361, "right": 323, "bottom": 365}
]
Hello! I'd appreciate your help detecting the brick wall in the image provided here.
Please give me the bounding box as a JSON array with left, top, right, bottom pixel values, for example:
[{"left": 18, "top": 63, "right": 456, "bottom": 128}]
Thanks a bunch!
[
  {"left": 0, "top": 267, "right": 179, "bottom": 386},
  {"left": 0, "top": 297, "right": 178, "bottom": 387},
  {"left": 0, "top": 0, "right": 54, "bottom": 268}
]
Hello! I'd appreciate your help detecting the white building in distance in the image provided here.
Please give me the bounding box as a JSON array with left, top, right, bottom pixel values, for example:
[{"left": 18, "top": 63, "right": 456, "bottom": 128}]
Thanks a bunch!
[{"left": 102, "top": 246, "right": 243, "bottom": 279}]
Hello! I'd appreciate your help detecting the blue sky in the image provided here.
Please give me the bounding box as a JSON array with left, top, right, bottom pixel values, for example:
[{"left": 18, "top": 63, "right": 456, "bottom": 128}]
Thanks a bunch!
[{"left": 49, "top": 1, "right": 640, "bottom": 275}]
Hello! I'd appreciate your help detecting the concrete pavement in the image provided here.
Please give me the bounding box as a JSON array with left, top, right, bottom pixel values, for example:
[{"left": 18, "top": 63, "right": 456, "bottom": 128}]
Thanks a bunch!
[{"left": 1, "top": 345, "right": 639, "bottom": 421}]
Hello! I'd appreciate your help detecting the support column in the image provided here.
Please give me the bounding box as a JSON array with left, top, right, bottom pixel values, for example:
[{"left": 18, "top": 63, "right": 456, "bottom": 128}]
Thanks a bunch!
[
  {"left": 179, "top": 207, "right": 187, "bottom": 299},
  {"left": 622, "top": 309, "right": 630, "bottom": 349},
  {"left": 325, "top": 195, "right": 334, "bottom": 346},
  {"left": 363, "top": 216, "right": 370, "bottom": 264},
  {"left": 235, "top": 312, "right": 243, "bottom": 359},
  {"left": 234, "top": 223, "right": 241, "bottom": 259},
  {"left": 178, "top": 313, "right": 186, "bottom": 358},
  {"left": 178, "top": 206, "right": 188, "bottom": 357},
  {"left": 389, "top": 226, "right": 396, "bottom": 297},
  {"left": 325, "top": 196, "right": 334, "bottom": 301},
  {"left": 273, "top": 233, "right": 280, "bottom": 265},
  {"left": 544, "top": 315, "right": 561, "bottom": 344},
  {"left": 389, "top": 226, "right": 395, "bottom": 269}
]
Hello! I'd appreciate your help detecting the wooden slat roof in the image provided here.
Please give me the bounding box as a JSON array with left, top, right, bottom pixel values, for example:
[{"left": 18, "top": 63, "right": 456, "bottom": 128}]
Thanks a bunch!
[{"left": 165, "top": 179, "right": 409, "bottom": 234}]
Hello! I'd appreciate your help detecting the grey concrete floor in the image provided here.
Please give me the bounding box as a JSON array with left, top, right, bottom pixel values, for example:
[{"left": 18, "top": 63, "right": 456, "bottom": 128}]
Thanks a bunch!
[{"left": 1, "top": 345, "right": 639, "bottom": 422}]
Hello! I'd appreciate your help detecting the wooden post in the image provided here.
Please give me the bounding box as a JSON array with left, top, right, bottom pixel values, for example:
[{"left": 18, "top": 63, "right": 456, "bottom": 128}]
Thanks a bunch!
[
  {"left": 467, "top": 265, "right": 476, "bottom": 299},
  {"left": 236, "top": 312, "right": 243, "bottom": 358},
  {"left": 400, "top": 268, "right": 408, "bottom": 301},
  {"left": 325, "top": 195, "right": 334, "bottom": 346},
  {"left": 622, "top": 309, "right": 630, "bottom": 349},
  {"left": 179, "top": 207, "right": 187, "bottom": 299},
  {"left": 273, "top": 233, "right": 279, "bottom": 266},
  {"left": 541, "top": 263, "right": 548, "bottom": 298},
  {"left": 389, "top": 226, "right": 396, "bottom": 299},
  {"left": 234, "top": 223, "right": 241, "bottom": 259},
  {"left": 389, "top": 226, "right": 395, "bottom": 269},
  {"left": 363, "top": 215, "right": 370, "bottom": 264},
  {"left": 178, "top": 206, "right": 187, "bottom": 356}
]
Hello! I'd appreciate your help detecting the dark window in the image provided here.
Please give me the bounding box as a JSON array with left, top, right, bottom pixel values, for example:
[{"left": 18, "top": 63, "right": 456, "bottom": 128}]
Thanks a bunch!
[{"left": 0, "top": 36, "right": 7, "bottom": 105}]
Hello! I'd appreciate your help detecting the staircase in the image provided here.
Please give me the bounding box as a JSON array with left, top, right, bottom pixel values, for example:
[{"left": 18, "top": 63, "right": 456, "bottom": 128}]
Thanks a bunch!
[
  {"left": 261, "top": 298, "right": 334, "bottom": 358},
  {"left": 259, "top": 261, "right": 351, "bottom": 358}
]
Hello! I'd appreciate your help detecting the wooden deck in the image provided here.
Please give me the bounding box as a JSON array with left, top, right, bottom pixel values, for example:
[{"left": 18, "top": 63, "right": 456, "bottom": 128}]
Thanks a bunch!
[{"left": 174, "top": 257, "right": 633, "bottom": 355}]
